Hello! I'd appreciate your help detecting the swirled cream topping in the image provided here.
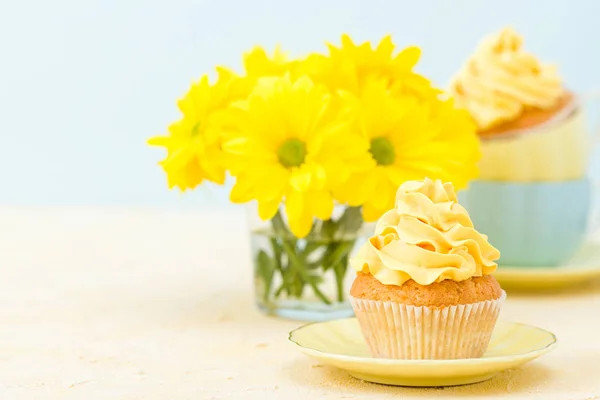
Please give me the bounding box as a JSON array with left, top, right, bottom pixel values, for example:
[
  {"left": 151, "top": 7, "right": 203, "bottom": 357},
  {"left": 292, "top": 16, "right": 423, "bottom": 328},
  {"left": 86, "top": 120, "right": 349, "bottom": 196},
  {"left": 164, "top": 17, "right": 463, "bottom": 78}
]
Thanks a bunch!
[
  {"left": 351, "top": 178, "right": 500, "bottom": 286},
  {"left": 449, "top": 27, "right": 563, "bottom": 131}
]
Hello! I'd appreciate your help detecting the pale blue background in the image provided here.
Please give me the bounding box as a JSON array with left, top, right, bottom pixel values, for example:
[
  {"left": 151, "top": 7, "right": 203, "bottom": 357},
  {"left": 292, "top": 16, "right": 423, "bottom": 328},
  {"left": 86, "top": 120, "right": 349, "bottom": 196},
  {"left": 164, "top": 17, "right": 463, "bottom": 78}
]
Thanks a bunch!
[{"left": 1, "top": 0, "right": 599, "bottom": 208}]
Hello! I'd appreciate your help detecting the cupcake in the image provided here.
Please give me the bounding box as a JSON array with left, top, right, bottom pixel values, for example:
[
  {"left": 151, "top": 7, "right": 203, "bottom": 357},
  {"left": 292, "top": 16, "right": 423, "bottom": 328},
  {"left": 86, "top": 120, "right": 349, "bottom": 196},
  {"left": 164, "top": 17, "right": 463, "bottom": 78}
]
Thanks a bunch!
[
  {"left": 349, "top": 178, "right": 504, "bottom": 360},
  {"left": 449, "top": 27, "right": 588, "bottom": 182}
]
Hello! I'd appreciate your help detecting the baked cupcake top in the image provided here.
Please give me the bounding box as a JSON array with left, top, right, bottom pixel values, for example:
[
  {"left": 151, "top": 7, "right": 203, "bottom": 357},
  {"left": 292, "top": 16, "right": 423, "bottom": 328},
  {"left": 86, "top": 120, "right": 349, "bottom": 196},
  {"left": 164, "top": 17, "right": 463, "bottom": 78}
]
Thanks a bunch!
[
  {"left": 351, "top": 178, "right": 500, "bottom": 286},
  {"left": 449, "top": 27, "right": 563, "bottom": 131}
]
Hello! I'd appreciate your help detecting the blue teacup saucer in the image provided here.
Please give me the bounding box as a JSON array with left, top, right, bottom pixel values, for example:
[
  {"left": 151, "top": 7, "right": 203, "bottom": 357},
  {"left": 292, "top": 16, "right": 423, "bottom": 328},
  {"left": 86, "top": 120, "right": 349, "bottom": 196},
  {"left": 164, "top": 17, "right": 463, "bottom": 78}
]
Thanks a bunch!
[{"left": 493, "top": 240, "right": 600, "bottom": 290}]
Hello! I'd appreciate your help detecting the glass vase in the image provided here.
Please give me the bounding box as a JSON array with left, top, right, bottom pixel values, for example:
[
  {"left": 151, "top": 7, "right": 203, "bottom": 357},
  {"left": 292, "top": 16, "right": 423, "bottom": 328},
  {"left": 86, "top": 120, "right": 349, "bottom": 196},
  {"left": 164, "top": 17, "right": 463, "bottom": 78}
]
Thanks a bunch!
[{"left": 247, "top": 204, "right": 371, "bottom": 321}]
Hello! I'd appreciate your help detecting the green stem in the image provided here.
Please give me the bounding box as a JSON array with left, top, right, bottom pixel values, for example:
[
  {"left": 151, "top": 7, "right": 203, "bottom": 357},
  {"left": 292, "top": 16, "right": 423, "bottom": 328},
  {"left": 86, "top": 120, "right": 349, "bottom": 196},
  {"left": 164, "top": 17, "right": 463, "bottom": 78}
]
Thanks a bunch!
[
  {"left": 281, "top": 240, "right": 332, "bottom": 305},
  {"left": 263, "top": 282, "right": 271, "bottom": 303},
  {"left": 269, "top": 237, "right": 287, "bottom": 299},
  {"left": 260, "top": 207, "right": 364, "bottom": 306},
  {"left": 264, "top": 241, "right": 276, "bottom": 302},
  {"left": 323, "top": 241, "right": 354, "bottom": 269},
  {"left": 256, "top": 250, "right": 275, "bottom": 304},
  {"left": 335, "top": 254, "right": 350, "bottom": 302},
  {"left": 320, "top": 240, "right": 356, "bottom": 303},
  {"left": 274, "top": 282, "right": 286, "bottom": 297},
  {"left": 270, "top": 238, "right": 283, "bottom": 271}
]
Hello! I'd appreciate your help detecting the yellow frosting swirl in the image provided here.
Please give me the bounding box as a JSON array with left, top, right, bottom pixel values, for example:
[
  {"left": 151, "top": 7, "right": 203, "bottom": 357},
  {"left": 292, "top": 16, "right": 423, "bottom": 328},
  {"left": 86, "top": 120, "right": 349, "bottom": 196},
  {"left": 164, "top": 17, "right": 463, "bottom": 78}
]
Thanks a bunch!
[
  {"left": 351, "top": 178, "right": 500, "bottom": 286},
  {"left": 449, "top": 27, "right": 563, "bottom": 131}
]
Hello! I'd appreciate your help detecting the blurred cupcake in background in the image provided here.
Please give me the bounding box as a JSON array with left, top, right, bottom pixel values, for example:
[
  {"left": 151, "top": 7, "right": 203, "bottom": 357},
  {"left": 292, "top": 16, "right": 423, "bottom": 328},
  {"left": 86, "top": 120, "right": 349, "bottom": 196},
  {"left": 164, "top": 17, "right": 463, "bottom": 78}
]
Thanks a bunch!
[
  {"left": 452, "top": 28, "right": 597, "bottom": 267},
  {"left": 450, "top": 27, "right": 588, "bottom": 182}
]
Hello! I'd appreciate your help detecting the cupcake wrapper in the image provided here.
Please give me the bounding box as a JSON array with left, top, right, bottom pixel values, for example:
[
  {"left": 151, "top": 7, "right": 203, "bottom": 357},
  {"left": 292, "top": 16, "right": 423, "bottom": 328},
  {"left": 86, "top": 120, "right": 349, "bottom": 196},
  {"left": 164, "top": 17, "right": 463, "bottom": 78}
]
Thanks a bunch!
[{"left": 350, "top": 291, "right": 506, "bottom": 360}]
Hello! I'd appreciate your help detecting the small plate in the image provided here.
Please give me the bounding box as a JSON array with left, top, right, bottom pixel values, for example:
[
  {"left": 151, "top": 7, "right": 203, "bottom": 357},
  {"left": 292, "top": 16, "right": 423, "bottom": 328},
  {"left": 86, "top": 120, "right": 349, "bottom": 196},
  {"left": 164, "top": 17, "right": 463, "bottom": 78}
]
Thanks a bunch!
[
  {"left": 289, "top": 318, "right": 556, "bottom": 387},
  {"left": 495, "top": 241, "right": 600, "bottom": 290},
  {"left": 494, "top": 265, "right": 600, "bottom": 290}
]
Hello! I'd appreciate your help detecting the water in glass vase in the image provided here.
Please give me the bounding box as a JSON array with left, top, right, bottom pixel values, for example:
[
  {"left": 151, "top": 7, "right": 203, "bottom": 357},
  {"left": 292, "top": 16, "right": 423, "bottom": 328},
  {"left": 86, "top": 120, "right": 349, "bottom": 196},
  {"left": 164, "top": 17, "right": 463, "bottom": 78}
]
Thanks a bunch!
[{"left": 250, "top": 207, "right": 369, "bottom": 321}]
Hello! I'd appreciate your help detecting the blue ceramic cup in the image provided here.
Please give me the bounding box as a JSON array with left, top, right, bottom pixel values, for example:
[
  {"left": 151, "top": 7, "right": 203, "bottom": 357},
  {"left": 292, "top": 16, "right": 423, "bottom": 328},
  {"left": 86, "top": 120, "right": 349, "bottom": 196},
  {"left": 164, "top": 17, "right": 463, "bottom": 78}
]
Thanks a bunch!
[{"left": 459, "top": 179, "right": 593, "bottom": 266}]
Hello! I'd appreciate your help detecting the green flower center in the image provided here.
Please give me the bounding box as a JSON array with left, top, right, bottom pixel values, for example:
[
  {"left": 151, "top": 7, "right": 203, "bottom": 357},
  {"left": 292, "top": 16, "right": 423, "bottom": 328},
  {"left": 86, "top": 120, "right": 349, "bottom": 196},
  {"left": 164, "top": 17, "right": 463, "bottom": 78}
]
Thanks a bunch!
[
  {"left": 369, "top": 137, "right": 395, "bottom": 166},
  {"left": 278, "top": 138, "right": 307, "bottom": 168}
]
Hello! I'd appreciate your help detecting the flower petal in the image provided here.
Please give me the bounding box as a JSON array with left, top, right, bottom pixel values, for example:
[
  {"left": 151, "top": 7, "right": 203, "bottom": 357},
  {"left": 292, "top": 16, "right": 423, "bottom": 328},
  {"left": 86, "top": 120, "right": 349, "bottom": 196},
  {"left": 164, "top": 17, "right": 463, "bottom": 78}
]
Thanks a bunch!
[
  {"left": 289, "top": 168, "right": 312, "bottom": 192},
  {"left": 362, "top": 201, "right": 384, "bottom": 222},
  {"left": 395, "top": 46, "right": 421, "bottom": 70},
  {"left": 147, "top": 136, "right": 169, "bottom": 147},
  {"left": 288, "top": 214, "right": 313, "bottom": 238},
  {"left": 285, "top": 191, "right": 304, "bottom": 222},
  {"left": 308, "top": 191, "right": 334, "bottom": 221},
  {"left": 230, "top": 180, "right": 254, "bottom": 203},
  {"left": 258, "top": 197, "right": 281, "bottom": 220}
]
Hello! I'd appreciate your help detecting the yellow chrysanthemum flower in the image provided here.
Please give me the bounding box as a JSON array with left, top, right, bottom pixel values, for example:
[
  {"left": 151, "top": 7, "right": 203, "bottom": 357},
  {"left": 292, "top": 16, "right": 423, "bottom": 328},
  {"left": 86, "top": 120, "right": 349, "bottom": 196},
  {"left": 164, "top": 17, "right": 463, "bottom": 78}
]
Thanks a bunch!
[
  {"left": 148, "top": 68, "right": 251, "bottom": 190},
  {"left": 335, "top": 79, "right": 480, "bottom": 221},
  {"left": 302, "top": 34, "right": 441, "bottom": 99},
  {"left": 243, "top": 46, "right": 292, "bottom": 78},
  {"left": 224, "top": 75, "right": 372, "bottom": 237}
]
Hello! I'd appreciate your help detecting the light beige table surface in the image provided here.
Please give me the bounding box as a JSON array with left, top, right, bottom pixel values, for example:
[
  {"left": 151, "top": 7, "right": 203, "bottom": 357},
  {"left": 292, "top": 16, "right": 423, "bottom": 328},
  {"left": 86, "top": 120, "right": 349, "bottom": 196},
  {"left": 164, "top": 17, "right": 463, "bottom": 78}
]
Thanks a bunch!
[{"left": 1, "top": 207, "right": 599, "bottom": 400}]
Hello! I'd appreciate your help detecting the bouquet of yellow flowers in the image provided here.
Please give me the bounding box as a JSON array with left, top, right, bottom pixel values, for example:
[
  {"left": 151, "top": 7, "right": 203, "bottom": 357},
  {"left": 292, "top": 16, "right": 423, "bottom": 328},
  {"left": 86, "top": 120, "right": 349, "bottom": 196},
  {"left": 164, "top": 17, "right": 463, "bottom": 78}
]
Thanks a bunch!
[{"left": 149, "top": 35, "right": 479, "bottom": 319}]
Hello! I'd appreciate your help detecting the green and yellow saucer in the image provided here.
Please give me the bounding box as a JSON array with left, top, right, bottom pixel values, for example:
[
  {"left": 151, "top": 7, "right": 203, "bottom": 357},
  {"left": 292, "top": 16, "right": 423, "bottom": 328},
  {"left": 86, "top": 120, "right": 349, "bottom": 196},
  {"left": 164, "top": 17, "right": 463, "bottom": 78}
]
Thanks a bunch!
[
  {"left": 289, "top": 318, "right": 556, "bottom": 387},
  {"left": 494, "top": 241, "right": 600, "bottom": 290}
]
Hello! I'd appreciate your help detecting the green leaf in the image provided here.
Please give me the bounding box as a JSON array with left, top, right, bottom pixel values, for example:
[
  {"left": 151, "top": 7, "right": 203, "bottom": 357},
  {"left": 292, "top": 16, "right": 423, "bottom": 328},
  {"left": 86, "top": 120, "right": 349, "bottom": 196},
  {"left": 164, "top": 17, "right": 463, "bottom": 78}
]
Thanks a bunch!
[
  {"left": 319, "top": 245, "right": 336, "bottom": 271},
  {"left": 306, "top": 273, "right": 325, "bottom": 285},
  {"left": 321, "top": 241, "right": 354, "bottom": 270},
  {"left": 270, "top": 238, "right": 283, "bottom": 270},
  {"left": 302, "top": 241, "right": 322, "bottom": 256},
  {"left": 271, "top": 211, "right": 289, "bottom": 237},
  {"left": 301, "top": 242, "right": 326, "bottom": 268},
  {"left": 336, "top": 207, "right": 364, "bottom": 238},
  {"left": 333, "top": 255, "right": 350, "bottom": 302},
  {"left": 294, "top": 276, "right": 305, "bottom": 297},
  {"left": 266, "top": 209, "right": 363, "bottom": 305},
  {"left": 280, "top": 240, "right": 332, "bottom": 305},
  {"left": 320, "top": 219, "right": 337, "bottom": 241},
  {"left": 306, "top": 259, "right": 324, "bottom": 270}
]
